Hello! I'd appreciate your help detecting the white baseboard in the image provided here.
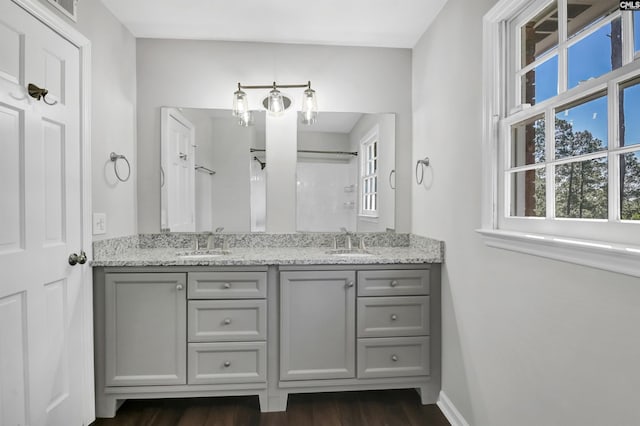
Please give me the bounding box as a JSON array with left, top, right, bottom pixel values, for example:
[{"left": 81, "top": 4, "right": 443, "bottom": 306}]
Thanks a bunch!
[{"left": 437, "top": 391, "right": 470, "bottom": 426}]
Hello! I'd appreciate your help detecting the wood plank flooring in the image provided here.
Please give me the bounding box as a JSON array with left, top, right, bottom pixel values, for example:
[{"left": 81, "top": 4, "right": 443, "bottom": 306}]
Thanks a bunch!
[{"left": 91, "top": 389, "right": 451, "bottom": 426}]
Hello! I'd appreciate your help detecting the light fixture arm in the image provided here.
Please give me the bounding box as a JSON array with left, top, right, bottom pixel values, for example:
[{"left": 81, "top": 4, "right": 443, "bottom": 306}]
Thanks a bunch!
[{"left": 237, "top": 81, "right": 312, "bottom": 90}]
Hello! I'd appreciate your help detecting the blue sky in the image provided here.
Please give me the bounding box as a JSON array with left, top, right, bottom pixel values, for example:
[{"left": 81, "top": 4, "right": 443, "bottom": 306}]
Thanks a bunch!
[{"left": 531, "top": 14, "right": 640, "bottom": 150}]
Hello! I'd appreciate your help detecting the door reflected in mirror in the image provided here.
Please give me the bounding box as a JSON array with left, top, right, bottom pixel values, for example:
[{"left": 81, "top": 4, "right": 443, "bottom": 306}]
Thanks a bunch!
[{"left": 160, "top": 107, "right": 266, "bottom": 232}]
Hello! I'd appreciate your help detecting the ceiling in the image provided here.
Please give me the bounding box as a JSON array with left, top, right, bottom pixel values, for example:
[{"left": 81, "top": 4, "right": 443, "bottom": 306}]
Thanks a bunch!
[{"left": 100, "top": 0, "right": 449, "bottom": 48}]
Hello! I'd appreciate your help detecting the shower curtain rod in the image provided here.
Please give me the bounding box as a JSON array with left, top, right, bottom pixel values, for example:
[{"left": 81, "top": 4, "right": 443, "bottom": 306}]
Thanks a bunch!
[{"left": 250, "top": 148, "right": 357, "bottom": 156}]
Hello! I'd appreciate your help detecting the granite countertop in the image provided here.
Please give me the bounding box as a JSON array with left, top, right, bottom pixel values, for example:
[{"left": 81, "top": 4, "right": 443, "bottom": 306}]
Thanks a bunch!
[{"left": 91, "top": 233, "right": 444, "bottom": 267}]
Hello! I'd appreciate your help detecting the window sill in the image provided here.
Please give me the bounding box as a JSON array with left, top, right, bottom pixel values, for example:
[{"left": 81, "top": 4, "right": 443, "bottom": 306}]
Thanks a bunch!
[
  {"left": 358, "top": 216, "right": 379, "bottom": 223},
  {"left": 476, "top": 229, "right": 640, "bottom": 278}
]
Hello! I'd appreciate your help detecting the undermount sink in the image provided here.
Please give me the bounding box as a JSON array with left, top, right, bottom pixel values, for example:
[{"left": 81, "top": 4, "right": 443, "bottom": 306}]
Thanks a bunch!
[
  {"left": 325, "top": 248, "right": 374, "bottom": 257},
  {"left": 176, "top": 249, "right": 230, "bottom": 259}
]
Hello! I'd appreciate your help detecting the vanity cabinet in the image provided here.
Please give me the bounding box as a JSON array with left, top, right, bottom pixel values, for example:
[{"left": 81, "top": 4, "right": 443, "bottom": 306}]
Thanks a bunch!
[
  {"left": 280, "top": 270, "right": 356, "bottom": 380},
  {"left": 93, "top": 263, "right": 440, "bottom": 416},
  {"left": 274, "top": 265, "right": 440, "bottom": 411},
  {"left": 93, "top": 266, "right": 269, "bottom": 418}
]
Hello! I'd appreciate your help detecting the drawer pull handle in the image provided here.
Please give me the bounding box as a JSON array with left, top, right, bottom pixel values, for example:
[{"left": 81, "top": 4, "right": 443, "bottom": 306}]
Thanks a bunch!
[
  {"left": 223, "top": 282, "right": 231, "bottom": 289},
  {"left": 391, "top": 354, "right": 399, "bottom": 362},
  {"left": 346, "top": 281, "right": 355, "bottom": 288},
  {"left": 223, "top": 361, "right": 231, "bottom": 367},
  {"left": 390, "top": 280, "right": 398, "bottom": 287},
  {"left": 176, "top": 284, "right": 184, "bottom": 291},
  {"left": 390, "top": 314, "right": 398, "bottom": 321},
  {"left": 223, "top": 318, "right": 232, "bottom": 325}
]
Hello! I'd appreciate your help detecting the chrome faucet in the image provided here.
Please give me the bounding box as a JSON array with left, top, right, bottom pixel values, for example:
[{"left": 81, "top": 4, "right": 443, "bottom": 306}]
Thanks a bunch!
[
  {"left": 340, "top": 228, "right": 352, "bottom": 250},
  {"left": 207, "top": 227, "right": 226, "bottom": 249}
]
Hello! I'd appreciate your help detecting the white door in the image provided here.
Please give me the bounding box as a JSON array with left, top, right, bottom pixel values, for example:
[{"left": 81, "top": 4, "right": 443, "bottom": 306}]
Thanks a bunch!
[
  {"left": 0, "top": 1, "right": 88, "bottom": 425},
  {"left": 161, "top": 108, "right": 196, "bottom": 232}
]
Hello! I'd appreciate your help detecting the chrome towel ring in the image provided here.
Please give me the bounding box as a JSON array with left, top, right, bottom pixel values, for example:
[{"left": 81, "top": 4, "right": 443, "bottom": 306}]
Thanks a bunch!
[
  {"left": 415, "top": 157, "right": 430, "bottom": 185},
  {"left": 110, "top": 152, "right": 131, "bottom": 182}
]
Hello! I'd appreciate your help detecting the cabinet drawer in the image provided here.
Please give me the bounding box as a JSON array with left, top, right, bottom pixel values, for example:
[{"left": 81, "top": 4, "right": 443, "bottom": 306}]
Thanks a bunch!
[
  {"left": 357, "top": 296, "right": 429, "bottom": 338},
  {"left": 357, "top": 270, "right": 429, "bottom": 297},
  {"left": 357, "top": 337, "right": 429, "bottom": 379},
  {"left": 188, "top": 300, "right": 266, "bottom": 342},
  {"left": 187, "top": 342, "right": 266, "bottom": 384},
  {"left": 188, "top": 272, "right": 267, "bottom": 299}
]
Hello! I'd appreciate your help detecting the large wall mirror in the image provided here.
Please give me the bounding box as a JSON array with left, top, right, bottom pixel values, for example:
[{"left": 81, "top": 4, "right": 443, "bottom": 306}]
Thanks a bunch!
[{"left": 161, "top": 107, "right": 395, "bottom": 233}]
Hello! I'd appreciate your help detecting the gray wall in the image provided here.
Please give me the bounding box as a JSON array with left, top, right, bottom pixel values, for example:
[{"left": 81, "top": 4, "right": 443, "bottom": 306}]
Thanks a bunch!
[
  {"left": 38, "top": 0, "right": 138, "bottom": 241},
  {"left": 412, "top": 0, "right": 640, "bottom": 425},
  {"left": 135, "top": 39, "right": 412, "bottom": 233}
]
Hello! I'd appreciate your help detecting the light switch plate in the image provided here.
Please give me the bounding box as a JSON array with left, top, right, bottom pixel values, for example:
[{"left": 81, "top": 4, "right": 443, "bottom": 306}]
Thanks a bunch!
[{"left": 93, "top": 213, "right": 107, "bottom": 235}]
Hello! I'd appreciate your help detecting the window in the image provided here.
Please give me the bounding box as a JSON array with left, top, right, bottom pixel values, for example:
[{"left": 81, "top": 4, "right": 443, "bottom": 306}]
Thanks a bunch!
[
  {"left": 482, "top": 0, "right": 640, "bottom": 276},
  {"left": 360, "top": 128, "right": 378, "bottom": 217}
]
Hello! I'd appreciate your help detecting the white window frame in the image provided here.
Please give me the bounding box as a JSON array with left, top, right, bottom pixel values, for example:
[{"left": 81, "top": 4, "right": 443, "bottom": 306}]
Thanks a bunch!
[
  {"left": 480, "top": 0, "right": 640, "bottom": 278},
  {"left": 360, "top": 126, "right": 379, "bottom": 218}
]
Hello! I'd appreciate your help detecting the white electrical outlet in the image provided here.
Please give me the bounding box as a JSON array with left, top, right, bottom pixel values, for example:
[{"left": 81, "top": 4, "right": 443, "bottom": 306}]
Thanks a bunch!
[{"left": 93, "top": 213, "right": 107, "bottom": 235}]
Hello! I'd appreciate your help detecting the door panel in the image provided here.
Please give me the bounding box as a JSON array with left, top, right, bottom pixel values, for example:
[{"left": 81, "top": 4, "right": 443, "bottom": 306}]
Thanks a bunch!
[
  {"left": 43, "top": 118, "right": 65, "bottom": 244},
  {"left": 42, "top": 50, "right": 63, "bottom": 103},
  {"left": 0, "top": 292, "right": 28, "bottom": 426},
  {"left": 0, "top": 19, "right": 22, "bottom": 84},
  {"left": 0, "top": 105, "right": 23, "bottom": 252},
  {"left": 44, "top": 279, "right": 69, "bottom": 412},
  {"left": 0, "top": 1, "right": 85, "bottom": 424}
]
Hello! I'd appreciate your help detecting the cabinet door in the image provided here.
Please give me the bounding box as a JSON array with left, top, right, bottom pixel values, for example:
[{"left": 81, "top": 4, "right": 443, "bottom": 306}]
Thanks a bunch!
[
  {"left": 104, "top": 273, "right": 187, "bottom": 386},
  {"left": 280, "top": 270, "right": 356, "bottom": 380}
]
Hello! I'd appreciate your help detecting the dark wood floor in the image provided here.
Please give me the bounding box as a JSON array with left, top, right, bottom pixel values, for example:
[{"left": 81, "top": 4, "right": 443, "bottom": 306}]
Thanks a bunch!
[{"left": 91, "top": 389, "right": 450, "bottom": 426}]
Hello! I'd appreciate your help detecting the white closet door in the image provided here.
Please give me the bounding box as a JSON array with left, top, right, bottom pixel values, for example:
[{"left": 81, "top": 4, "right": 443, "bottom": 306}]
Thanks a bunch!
[{"left": 0, "top": 1, "right": 86, "bottom": 425}]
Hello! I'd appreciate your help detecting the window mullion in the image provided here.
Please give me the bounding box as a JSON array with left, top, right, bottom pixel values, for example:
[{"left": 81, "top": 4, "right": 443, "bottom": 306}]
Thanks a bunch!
[
  {"left": 557, "top": 0, "right": 568, "bottom": 94},
  {"left": 545, "top": 106, "right": 556, "bottom": 219},
  {"left": 622, "top": 9, "right": 635, "bottom": 65},
  {"left": 608, "top": 80, "right": 621, "bottom": 222}
]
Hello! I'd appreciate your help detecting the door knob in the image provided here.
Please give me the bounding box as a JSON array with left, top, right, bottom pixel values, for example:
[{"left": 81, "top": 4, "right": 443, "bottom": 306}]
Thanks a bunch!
[{"left": 68, "top": 251, "right": 87, "bottom": 266}]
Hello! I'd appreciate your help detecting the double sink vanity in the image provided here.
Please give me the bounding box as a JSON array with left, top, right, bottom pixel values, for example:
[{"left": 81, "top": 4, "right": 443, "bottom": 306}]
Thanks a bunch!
[{"left": 91, "top": 232, "right": 443, "bottom": 417}]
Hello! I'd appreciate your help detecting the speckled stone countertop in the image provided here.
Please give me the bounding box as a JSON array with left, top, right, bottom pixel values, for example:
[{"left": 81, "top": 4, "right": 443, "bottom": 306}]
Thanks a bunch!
[{"left": 91, "top": 233, "right": 444, "bottom": 267}]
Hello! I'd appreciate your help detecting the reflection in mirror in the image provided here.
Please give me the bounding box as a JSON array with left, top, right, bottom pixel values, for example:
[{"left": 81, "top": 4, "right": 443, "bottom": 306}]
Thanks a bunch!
[
  {"left": 296, "top": 112, "right": 395, "bottom": 232},
  {"left": 160, "top": 107, "right": 266, "bottom": 232}
]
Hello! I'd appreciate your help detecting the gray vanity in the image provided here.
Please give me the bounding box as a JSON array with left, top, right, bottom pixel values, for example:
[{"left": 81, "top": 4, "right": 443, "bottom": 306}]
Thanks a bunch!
[{"left": 91, "top": 233, "right": 443, "bottom": 417}]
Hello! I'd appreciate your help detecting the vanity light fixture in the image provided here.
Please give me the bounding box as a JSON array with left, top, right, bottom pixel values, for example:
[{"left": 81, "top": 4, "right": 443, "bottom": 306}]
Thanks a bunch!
[{"left": 231, "top": 81, "right": 318, "bottom": 124}]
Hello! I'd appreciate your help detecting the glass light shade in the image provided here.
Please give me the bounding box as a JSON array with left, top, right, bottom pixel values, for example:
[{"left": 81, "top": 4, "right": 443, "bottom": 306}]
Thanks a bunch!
[
  {"left": 301, "top": 88, "right": 318, "bottom": 125},
  {"left": 232, "top": 89, "right": 248, "bottom": 117},
  {"left": 238, "top": 110, "right": 254, "bottom": 127},
  {"left": 267, "top": 88, "right": 285, "bottom": 116}
]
